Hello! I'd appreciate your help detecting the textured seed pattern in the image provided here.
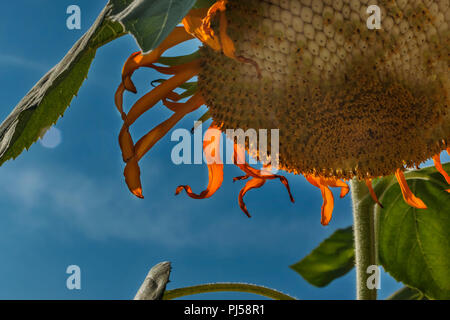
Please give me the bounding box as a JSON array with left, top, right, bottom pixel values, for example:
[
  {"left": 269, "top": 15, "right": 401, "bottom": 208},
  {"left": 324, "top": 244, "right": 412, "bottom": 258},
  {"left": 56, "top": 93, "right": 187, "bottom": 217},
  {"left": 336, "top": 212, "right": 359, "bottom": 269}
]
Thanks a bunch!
[{"left": 198, "top": 0, "right": 449, "bottom": 179}]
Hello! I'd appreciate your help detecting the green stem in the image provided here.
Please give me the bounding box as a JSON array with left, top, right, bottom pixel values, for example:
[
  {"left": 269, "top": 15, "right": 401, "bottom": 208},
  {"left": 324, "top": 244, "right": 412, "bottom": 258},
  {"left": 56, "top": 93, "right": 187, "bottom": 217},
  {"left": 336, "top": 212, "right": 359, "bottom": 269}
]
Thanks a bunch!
[
  {"left": 351, "top": 179, "right": 378, "bottom": 300},
  {"left": 163, "top": 283, "right": 296, "bottom": 300}
]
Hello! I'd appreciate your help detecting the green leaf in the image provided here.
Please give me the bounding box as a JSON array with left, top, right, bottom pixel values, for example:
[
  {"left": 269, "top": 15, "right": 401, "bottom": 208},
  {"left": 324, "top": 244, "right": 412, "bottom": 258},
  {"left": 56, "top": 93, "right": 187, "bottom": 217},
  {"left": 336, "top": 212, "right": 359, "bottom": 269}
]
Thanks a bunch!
[
  {"left": 112, "top": 0, "right": 197, "bottom": 53},
  {"left": 290, "top": 227, "right": 355, "bottom": 287},
  {"left": 387, "top": 286, "right": 427, "bottom": 300},
  {"left": 0, "top": 1, "right": 127, "bottom": 167},
  {"left": 378, "top": 163, "right": 450, "bottom": 300}
]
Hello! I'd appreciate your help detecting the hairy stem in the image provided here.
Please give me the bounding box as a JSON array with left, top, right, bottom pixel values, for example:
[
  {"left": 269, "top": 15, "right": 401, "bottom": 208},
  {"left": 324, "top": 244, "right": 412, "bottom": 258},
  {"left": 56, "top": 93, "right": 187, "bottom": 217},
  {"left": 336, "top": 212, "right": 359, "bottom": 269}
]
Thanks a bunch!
[
  {"left": 163, "top": 283, "right": 296, "bottom": 300},
  {"left": 351, "top": 179, "right": 378, "bottom": 300}
]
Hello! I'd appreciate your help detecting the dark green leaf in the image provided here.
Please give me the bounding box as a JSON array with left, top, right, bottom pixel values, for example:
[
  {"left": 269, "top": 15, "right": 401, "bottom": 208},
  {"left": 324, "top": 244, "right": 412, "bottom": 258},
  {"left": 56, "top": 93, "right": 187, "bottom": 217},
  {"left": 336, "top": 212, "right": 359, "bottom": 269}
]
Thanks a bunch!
[
  {"left": 378, "top": 163, "right": 450, "bottom": 300},
  {"left": 0, "top": 1, "right": 126, "bottom": 167},
  {"left": 112, "top": 0, "right": 197, "bottom": 53},
  {"left": 387, "top": 286, "right": 427, "bottom": 300},
  {"left": 290, "top": 227, "right": 355, "bottom": 287}
]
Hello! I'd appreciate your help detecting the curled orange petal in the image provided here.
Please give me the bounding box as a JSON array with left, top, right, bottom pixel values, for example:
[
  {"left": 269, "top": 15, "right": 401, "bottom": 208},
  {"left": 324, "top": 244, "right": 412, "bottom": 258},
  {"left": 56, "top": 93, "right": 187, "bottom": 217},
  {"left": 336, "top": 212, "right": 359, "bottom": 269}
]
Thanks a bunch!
[
  {"left": 325, "top": 179, "right": 350, "bottom": 198},
  {"left": 319, "top": 185, "right": 334, "bottom": 226},
  {"left": 233, "top": 175, "right": 250, "bottom": 182},
  {"left": 119, "top": 126, "right": 135, "bottom": 163},
  {"left": 124, "top": 157, "right": 144, "bottom": 199},
  {"left": 433, "top": 154, "right": 450, "bottom": 185},
  {"left": 135, "top": 93, "right": 204, "bottom": 161},
  {"left": 165, "top": 91, "right": 183, "bottom": 103},
  {"left": 218, "top": 5, "right": 236, "bottom": 60},
  {"left": 182, "top": 8, "right": 222, "bottom": 51},
  {"left": 114, "top": 83, "right": 126, "bottom": 120},
  {"left": 184, "top": 1, "right": 261, "bottom": 77},
  {"left": 122, "top": 52, "right": 141, "bottom": 93},
  {"left": 238, "top": 178, "right": 266, "bottom": 218},
  {"left": 395, "top": 169, "right": 427, "bottom": 209},
  {"left": 231, "top": 142, "right": 294, "bottom": 216},
  {"left": 125, "top": 60, "right": 201, "bottom": 126},
  {"left": 121, "top": 27, "right": 193, "bottom": 92},
  {"left": 305, "top": 175, "right": 335, "bottom": 226},
  {"left": 176, "top": 123, "right": 224, "bottom": 199},
  {"left": 365, "top": 179, "right": 384, "bottom": 208},
  {"left": 233, "top": 143, "right": 294, "bottom": 201}
]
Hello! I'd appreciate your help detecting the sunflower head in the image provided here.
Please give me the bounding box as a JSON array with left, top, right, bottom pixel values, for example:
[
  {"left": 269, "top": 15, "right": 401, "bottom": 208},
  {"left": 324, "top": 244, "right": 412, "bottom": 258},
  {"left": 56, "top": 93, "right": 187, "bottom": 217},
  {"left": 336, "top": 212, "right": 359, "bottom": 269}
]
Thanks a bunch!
[{"left": 115, "top": 0, "right": 449, "bottom": 225}]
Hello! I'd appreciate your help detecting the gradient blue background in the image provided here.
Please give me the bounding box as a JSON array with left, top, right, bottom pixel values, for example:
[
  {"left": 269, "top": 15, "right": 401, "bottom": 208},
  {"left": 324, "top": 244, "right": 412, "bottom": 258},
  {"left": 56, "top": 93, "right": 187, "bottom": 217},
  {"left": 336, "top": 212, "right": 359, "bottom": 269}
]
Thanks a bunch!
[{"left": 0, "top": 0, "right": 447, "bottom": 300}]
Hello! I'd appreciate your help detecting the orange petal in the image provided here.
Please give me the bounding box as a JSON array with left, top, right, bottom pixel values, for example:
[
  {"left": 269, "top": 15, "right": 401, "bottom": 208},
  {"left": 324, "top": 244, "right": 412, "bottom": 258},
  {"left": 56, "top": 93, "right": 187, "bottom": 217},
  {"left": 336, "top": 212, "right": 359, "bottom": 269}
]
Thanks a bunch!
[
  {"left": 182, "top": 8, "right": 222, "bottom": 51},
  {"left": 176, "top": 162, "right": 224, "bottom": 199},
  {"left": 166, "top": 91, "right": 183, "bottom": 103},
  {"left": 176, "top": 123, "right": 224, "bottom": 199},
  {"left": 232, "top": 143, "right": 265, "bottom": 177},
  {"left": 186, "top": 0, "right": 260, "bottom": 77},
  {"left": 123, "top": 157, "right": 144, "bottom": 199},
  {"left": 233, "top": 175, "right": 250, "bottom": 182},
  {"left": 319, "top": 185, "right": 334, "bottom": 226},
  {"left": 395, "top": 169, "right": 427, "bottom": 209},
  {"left": 233, "top": 143, "right": 295, "bottom": 203},
  {"left": 326, "top": 179, "right": 350, "bottom": 198},
  {"left": 277, "top": 176, "right": 296, "bottom": 203},
  {"left": 134, "top": 93, "right": 204, "bottom": 161},
  {"left": 238, "top": 178, "right": 266, "bottom": 218},
  {"left": 162, "top": 91, "right": 204, "bottom": 113},
  {"left": 218, "top": 7, "right": 236, "bottom": 60},
  {"left": 433, "top": 154, "right": 450, "bottom": 185},
  {"left": 118, "top": 126, "right": 135, "bottom": 163},
  {"left": 122, "top": 27, "right": 193, "bottom": 91},
  {"left": 114, "top": 83, "right": 126, "bottom": 120},
  {"left": 122, "top": 52, "right": 141, "bottom": 93},
  {"left": 304, "top": 175, "right": 336, "bottom": 226},
  {"left": 125, "top": 60, "right": 201, "bottom": 126},
  {"left": 214, "top": 1, "right": 262, "bottom": 77},
  {"left": 305, "top": 175, "right": 320, "bottom": 189},
  {"left": 365, "top": 179, "right": 384, "bottom": 208}
]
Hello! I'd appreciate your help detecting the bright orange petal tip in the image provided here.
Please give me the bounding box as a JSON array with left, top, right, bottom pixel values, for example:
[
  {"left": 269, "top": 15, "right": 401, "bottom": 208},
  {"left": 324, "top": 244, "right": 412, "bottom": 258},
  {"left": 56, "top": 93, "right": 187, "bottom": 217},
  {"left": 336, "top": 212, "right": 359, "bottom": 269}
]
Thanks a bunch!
[
  {"left": 175, "top": 186, "right": 185, "bottom": 196},
  {"left": 124, "top": 158, "right": 144, "bottom": 199},
  {"left": 132, "top": 188, "right": 144, "bottom": 199}
]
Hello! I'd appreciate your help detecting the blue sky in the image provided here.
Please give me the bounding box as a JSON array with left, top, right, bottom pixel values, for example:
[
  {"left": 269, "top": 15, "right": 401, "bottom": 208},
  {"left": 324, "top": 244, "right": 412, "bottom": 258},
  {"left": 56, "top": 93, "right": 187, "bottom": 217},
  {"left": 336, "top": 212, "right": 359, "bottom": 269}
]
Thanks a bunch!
[{"left": 0, "top": 0, "right": 446, "bottom": 300}]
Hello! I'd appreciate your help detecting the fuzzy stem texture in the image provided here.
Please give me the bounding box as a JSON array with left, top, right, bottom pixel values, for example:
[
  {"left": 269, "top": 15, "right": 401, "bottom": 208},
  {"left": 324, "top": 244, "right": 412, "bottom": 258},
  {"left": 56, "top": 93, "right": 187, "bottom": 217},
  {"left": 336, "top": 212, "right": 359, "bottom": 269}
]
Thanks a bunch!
[{"left": 351, "top": 178, "right": 378, "bottom": 300}]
